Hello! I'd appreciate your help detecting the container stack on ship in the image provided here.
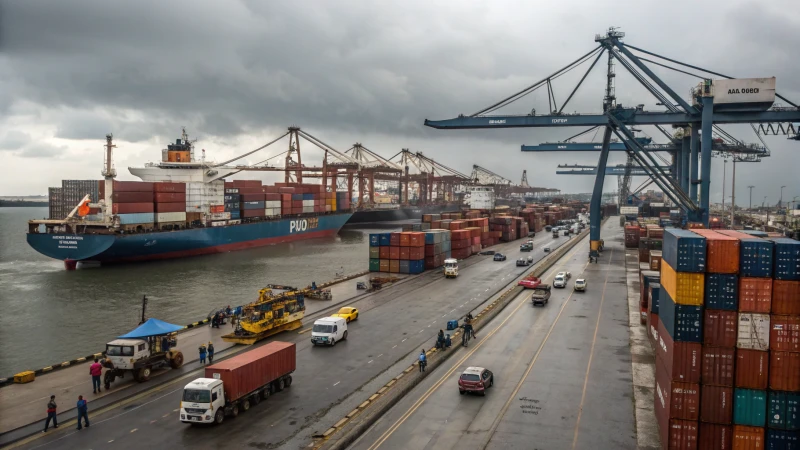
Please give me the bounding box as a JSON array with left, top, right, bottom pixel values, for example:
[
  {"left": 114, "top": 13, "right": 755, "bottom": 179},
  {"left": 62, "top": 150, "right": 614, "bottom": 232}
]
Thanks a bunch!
[{"left": 627, "top": 208, "right": 800, "bottom": 449}]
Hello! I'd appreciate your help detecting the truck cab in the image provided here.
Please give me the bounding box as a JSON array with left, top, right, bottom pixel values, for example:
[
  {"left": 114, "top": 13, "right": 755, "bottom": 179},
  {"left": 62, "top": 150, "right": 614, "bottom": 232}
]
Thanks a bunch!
[
  {"left": 105, "top": 339, "right": 147, "bottom": 371},
  {"left": 181, "top": 378, "right": 225, "bottom": 424},
  {"left": 444, "top": 258, "right": 459, "bottom": 278}
]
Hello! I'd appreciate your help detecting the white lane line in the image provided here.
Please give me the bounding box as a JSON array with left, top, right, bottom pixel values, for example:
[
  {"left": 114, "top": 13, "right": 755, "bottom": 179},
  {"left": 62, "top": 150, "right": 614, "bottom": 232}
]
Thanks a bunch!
[
  {"left": 485, "top": 289, "right": 489, "bottom": 292},
  {"left": 368, "top": 360, "right": 374, "bottom": 364},
  {"left": 450, "top": 309, "right": 455, "bottom": 313},
  {"left": 402, "top": 338, "right": 407, "bottom": 342},
  {"left": 428, "top": 324, "right": 432, "bottom": 328},
  {"left": 419, "top": 330, "right": 424, "bottom": 333},
  {"left": 442, "top": 314, "right": 447, "bottom": 318},
  {"left": 162, "top": 413, "right": 170, "bottom": 418},
  {"left": 333, "top": 381, "right": 340, "bottom": 386},
  {"left": 130, "top": 428, "right": 138, "bottom": 433},
  {"left": 378, "top": 354, "right": 384, "bottom": 358},
  {"left": 150, "top": 420, "right": 157, "bottom": 424},
  {"left": 392, "top": 345, "right": 397, "bottom": 349},
  {"left": 460, "top": 304, "right": 465, "bottom": 307},
  {"left": 108, "top": 440, "right": 114, "bottom": 443},
  {"left": 173, "top": 409, "right": 179, "bottom": 412}
]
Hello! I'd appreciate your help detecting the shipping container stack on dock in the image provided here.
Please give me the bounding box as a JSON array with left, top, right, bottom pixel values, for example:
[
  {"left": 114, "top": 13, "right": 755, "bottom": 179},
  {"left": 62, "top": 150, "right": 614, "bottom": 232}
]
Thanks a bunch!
[
  {"left": 367, "top": 231, "right": 433, "bottom": 274},
  {"left": 644, "top": 227, "right": 800, "bottom": 449}
]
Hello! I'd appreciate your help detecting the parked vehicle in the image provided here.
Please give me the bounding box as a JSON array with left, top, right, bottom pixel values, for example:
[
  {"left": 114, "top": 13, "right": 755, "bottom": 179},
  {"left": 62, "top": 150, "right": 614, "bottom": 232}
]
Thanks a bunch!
[
  {"left": 103, "top": 318, "right": 184, "bottom": 388},
  {"left": 532, "top": 284, "right": 551, "bottom": 306},
  {"left": 331, "top": 307, "right": 359, "bottom": 323},
  {"left": 444, "top": 258, "right": 459, "bottom": 278},
  {"left": 516, "top": 258, "right": 530, "bottom": 267},
  {"left": 458, "top": 367, "right": 494, "bottom": 396},
  {"left": 311, "top": 317, "right": 348, "bottom": 346},
  {"left": 574, "top": 279, "right": 587, "bottom": 292},
  {"left": 493, "top": 253, "right": 506, "bottom": 261},
  {"left": 181, "top": 342, "right": 295, "bottom": 425}
]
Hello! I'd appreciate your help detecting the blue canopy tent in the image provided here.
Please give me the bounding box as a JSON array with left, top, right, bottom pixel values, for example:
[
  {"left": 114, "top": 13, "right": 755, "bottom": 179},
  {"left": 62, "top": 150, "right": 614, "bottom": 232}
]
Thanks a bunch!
[{"left": 118, "top": 318, "right": 184, "bottom": 338}]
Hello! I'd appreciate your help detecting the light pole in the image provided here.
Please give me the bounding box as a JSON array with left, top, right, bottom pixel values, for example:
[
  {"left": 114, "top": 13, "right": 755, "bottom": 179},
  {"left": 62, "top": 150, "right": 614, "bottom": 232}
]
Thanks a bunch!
[
  {"left": 731, "top": 159, "right": 737, "bottom": 227},
  {"left": 722, "top": 160, "right": 727, "bottom": 219},
  {"left": 779, "top": 185, "right": 786, "bottom": 210},
  {"left": 748, "top": 185, "right": 755, "bottom": 210}
]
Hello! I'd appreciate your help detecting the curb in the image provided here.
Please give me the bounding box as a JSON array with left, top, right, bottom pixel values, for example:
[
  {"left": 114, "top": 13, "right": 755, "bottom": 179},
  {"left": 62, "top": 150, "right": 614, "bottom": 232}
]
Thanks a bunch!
[{"left": 313, "top": 228, "right": 592, "bottom": 450}]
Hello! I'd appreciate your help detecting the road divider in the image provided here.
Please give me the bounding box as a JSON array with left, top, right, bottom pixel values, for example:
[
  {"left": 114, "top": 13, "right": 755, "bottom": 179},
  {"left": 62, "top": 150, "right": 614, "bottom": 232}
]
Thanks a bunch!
[{"left": 313, "top": 227, "right": 593, "bottom": 450}]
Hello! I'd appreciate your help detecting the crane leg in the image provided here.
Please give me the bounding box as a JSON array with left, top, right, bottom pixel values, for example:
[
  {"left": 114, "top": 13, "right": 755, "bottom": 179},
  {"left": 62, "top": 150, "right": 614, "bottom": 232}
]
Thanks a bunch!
[{"left": 590, "top": 126, "right": 613, "bottom": 260}]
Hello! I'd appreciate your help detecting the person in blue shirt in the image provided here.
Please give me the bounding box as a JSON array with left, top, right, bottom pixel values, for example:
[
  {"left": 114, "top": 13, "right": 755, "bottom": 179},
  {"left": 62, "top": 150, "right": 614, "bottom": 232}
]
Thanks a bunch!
[
  {"left": 199, "top": 345, "right": 207, "bottom": 364},
  {"left": 418, "top": 350, "right": 427, "bottom": 372},
  {"left": 76, "top": 395, "right": 89, "bottom": 430}
]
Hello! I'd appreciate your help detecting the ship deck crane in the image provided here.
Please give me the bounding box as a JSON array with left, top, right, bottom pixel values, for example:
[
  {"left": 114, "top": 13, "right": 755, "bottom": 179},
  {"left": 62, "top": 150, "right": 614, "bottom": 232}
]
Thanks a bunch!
[{"left": 424, "top": 28, "right": 800, "bottom": 260}]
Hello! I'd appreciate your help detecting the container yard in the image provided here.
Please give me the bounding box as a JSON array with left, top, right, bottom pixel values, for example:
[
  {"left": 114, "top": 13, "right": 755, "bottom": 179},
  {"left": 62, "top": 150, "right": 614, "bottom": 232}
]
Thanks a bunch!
[{"left": 631, "top": 218, "right": 800, "bottom": 449}]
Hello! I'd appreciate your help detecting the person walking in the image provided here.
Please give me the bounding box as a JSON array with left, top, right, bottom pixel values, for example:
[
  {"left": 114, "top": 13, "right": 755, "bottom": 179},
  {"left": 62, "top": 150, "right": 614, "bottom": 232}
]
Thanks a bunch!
[
  {"left": 418, "top": 349, "right": 427, "bottom": 372},
  {"left": 76, "top": 395, "right": 90, "bottom": 430},
  {"left": 42, "top": 395, "right": 58, "bottom": 432},
  {"left": 89, "top": 359, "right": 103, "bottom": 394},
  {"left": 207, "top": 342, "right": 215, "bottom": 364},
  {"left": 199, "top": 344, "right": 207, "bottom": 365}
]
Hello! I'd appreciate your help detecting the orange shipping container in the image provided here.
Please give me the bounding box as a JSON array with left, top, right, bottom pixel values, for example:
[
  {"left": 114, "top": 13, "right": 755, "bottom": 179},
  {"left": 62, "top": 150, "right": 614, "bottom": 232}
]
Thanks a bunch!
[
  {"left": 732, "top": 425, "right": 764, "bottom": 450},
  {"left": 409, "top": 247, "right": 424, "bottom": 261},
  {"left": 399, "top": 232, "right": 411, "bottom": 247},
  {"left": 736, "top": 349, "right": 769, "bottom": 390},
  {"left": 770, "top": 315, "right": 800, "bottom": 352},
  {"left": 770, "top": 351, "right": 800, "bottom": 391},
  {"left": 389, "top": 247, "right": 400, "bottom": 260},
  {"left": 772, "top": 280, "right": 800, "bottom": 315},
  {"left": 738, "top": 278, "right": 772, "bottom": 313},
  {"left": 399, "top": 247, "right": 410, "bottom": 260},
  {"left": 691, "top": 229, "right": 740, "bottom": 274},
  {"left": 389, "top": 260, "right": 400, "bottom": 274},
  {"left": 379, "top": 259, "right": 390, "bottom": 272},
  {"left": 409, "top": 232, "right": 426, "bottom": 248},
  {"left": 379, "top": 247, "right": 390, "bottom": 259}
]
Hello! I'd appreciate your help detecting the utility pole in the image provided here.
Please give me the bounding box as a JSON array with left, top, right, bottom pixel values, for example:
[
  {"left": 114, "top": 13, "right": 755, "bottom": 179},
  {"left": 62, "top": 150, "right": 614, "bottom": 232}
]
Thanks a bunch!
[
  {"left": 140, "top": 295, "right": 148, "bottom": 325},
  {"left": 779, "top": 185, "right": 786, "bottom": 210},
  {"left": 748, "top": 185, "right": 755, "bottom": 210},
  {"left": 730, "top": 159, "right": 736, "bottom": 227},
  {"left": 722, "top": 160, "right": 727, "bottom": 223}
]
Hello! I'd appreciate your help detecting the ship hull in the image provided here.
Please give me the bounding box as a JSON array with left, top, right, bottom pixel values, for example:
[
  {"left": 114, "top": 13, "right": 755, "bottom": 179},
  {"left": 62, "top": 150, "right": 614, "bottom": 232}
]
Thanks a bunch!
[
  {"left": 346, "top": 204, "right": 460, "bottom": 224},
  {"left": 27, "top": 213, "right": 352, "bottom": 265}
]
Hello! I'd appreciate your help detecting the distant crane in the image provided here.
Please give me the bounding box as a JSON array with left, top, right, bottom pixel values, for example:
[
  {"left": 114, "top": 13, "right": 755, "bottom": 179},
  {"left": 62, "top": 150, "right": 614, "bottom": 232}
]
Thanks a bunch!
[{"left": 520, "top": 170, "right": 530, "bottom": 188}]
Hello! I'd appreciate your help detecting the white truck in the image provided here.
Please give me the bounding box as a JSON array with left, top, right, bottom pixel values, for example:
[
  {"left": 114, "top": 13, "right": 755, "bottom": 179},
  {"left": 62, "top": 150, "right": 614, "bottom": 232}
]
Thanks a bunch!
[{"left": 444, "top": 258, "right": 459, "bottom": 278}]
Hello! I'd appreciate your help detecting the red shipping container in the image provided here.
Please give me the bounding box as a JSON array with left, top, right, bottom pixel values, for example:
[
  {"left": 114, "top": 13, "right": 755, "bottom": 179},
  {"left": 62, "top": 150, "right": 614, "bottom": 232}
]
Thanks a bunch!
[
  {"left": 154, "top": 202, "right": 185, "bottom": 213},
  {"left": 732, "top": 425, "right": 764, "bottom": 450},
  {"left": 205, "top": 342, "right": 295, "bottom": 402},
  {"left": 451, "top": 239, "right": 469, "bottom": 250},
  {"left": 379, "top": 247, "right": 390, "bottom": 259},
  {"left": 738, "top": 278, "right": 772, "bottom": 313},
  {"left": 409, "top": 247, "right": 424, "bottom": 261},
  {"left": 699, "top": 423, "right": 732, "bottom": 450},
  {"left": 153, "top": 182, "right": 186, "bottom": 193},
  {"left": 154, "top": 192, "right": 186, "bottom": 203},
  {"left": 451, "top": 248, "right": 471, "bottom": 259},
  {"left": 656, "top": 318, "right": 702, "bottom": 383},
  {"left": 656, "top": 358, "right": 700, "bottom": 420},
  {"left": 702, "top": 346, "right": 735, "bottom": 387},
  {"left": 648, "top": 312, "right": 660, "bottom": 348},
  {"left": 770, "top": 351, "right": 800, "bottom": 391},
  {"left": 399, "top": 233, "right": 411, "bottom": 247},
  {"left": 241, "top": 193, "right": 265, "bottom": 202},
  {"left": 699, "top": 385, "right": 733, "bottom": 424},
  {"left": 425, "top": 244, "right": 436, "bottom": 256},
  {"left": 771, "top": 315, "right": 800, "bottom": 352},
  {"left": 389, "top": 260, "right": 399, "bottom": 273},
  {"left": 112, "top": 180, "right": 154, "bottom": 192},
  {"left": 390, "top": 232, "right": 401, "bottom": 247},
  {"left": 265, "top": 193, "right": 280, "bottom": 201},
  {"left": 704, "top": 310, "right": 739, "bottom": 348},
  {"left": 736, "top": 349, "right": 769, "bottom": 390},
  {"left": 210, "top": 205, "right": 224, "bottom": 214},
  {"left": 656, "top": 416, "right": 698, "bottom": 450},
  {"left": 240, "top": 209, "right": 263, "bottom": 218},
  {"left": 409, "top": 232, "right": 426, "bottom": 248},
  {"left": 424, "top": 256, "right": 435, "bottom": 269},
  {"left": 399, "top": 247, "right": 410, "bottom": 260},
  {"left": 281, "top": 194, "right": 292, "bottom": 201},
  {"left": 772, "top": 280, "right": 800, "bottom": 315},
  {"left": 111, "top": 191, "right": 153, "bottom": 203},
  {"left": 389, "top": 247, "right": 400, "bottom": 260},
  {"left": 690, "top": 229, "right": 740, "bottom": 274},
  {"left": 292, "top": 201, "right": 303, "bottom": 208},
  {"left": 112, "top": 202, "right": 154, "bottom": 214}
]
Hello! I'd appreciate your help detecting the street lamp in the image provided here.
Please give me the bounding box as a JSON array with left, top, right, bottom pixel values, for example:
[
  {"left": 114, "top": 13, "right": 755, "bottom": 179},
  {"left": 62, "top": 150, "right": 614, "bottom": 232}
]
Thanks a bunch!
[
  {"left": 722, "top": 160, "right": 727, "bottom": 216},
  {"left": 780, "top": 185, "right": 786, "bottom": 209},
  {"left": 748, "top": 186, "right": 755, "bottom": 210}
]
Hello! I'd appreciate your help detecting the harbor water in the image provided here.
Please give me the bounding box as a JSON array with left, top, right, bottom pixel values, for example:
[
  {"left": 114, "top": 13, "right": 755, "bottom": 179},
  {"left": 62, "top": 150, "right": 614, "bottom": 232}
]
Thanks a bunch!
[{"left": 0, "top": 207, "right": 378, "bottom": 376}]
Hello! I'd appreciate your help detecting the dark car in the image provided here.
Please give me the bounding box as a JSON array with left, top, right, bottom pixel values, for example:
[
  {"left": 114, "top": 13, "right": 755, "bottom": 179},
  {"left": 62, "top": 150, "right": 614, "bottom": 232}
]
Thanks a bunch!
[
  {"left": 459, "top": 367, "right": 494, "bottom": 395},
  {"left": 493, "top": 253, "right": 506, "bottom": 261},
  {"left": 543, "top": 247, "right": 551, "bottom": 252}
]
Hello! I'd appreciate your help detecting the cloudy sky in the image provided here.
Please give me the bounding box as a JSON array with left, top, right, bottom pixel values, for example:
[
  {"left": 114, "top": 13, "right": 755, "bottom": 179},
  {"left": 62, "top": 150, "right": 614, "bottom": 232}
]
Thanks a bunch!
[{"left": 1, "top": 0, "right": 798, "bottom": 205}]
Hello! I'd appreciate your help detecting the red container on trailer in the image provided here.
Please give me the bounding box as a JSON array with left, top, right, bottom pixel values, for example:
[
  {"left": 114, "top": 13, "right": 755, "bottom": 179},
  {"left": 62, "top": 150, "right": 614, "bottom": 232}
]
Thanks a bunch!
[
  {"left": 735, "top": 349, "right": 769, "bottom": 390},
  {"left": 702, "top": 346, "right": 735, "bottom": 387},
  {"left": 204, "top": 342, "right": 295, "bottom": 402},
  {"left": 772, "top": 280, "right": 800, "bottom": 315},
  {"left": 770, "top": 315, "right": 800, "bottom": 352},
  {"left": 704, "top": 310, "right": 739, "bottom": 348}
]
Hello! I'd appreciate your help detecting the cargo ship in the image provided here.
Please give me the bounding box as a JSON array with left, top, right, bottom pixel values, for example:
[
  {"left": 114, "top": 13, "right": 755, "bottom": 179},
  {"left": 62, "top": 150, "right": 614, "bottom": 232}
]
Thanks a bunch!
[
  {"left": 345, "top": 203, "right": 461, "bottom": 224},
  {"left": 27, "top": 131, "right": 353, "bottom": 269}
]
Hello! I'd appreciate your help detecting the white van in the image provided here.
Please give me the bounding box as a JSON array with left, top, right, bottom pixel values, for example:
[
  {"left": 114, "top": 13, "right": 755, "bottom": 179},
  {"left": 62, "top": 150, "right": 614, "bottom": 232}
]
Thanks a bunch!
[
  {"left": 311, "top": 317, "right": 347, "bottom": 346},
  {"left": 444, "top": 258, "right": 459, "bottom": 278}
]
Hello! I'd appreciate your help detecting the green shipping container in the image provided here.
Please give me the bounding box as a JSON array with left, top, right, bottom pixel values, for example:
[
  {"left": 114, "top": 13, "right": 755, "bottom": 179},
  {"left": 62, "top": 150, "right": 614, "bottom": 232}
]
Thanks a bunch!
[
  {"left": 769, "top": 391, "right": 800, "bottom": 430},
  {"left": 369, "top": 258, "right": 380, "bottom": 272},
  {"left": 369, "top": 247, "right": 380, "bottom": 259},
  {"left": 734, "top": 388, "right": 767, "bottom": 427}
]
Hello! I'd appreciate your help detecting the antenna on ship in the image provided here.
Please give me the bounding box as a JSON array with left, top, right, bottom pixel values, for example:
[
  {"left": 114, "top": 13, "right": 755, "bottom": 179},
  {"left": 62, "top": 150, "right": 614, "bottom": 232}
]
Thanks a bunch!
[{"left": 101, "top": 134, "right": 117, "bottom": 179}]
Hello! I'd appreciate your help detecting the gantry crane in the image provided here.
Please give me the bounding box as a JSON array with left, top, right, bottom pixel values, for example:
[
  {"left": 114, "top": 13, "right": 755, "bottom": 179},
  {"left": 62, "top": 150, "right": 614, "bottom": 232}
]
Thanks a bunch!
[{"left": 424, "top": 28, "right": 800, "bottom": 260}]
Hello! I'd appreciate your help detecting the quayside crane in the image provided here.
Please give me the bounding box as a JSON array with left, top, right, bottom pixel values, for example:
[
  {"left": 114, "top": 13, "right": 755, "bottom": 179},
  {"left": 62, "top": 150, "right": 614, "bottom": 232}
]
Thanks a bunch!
[{"left": 424, "top": 28, "right": 800, "bottom": 260}]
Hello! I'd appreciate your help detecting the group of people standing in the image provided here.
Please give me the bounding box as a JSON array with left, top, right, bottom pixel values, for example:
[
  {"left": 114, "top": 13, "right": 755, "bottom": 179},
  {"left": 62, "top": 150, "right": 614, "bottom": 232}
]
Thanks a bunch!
[{"left": 199, "top": 342, "right": 215, "bottom": 364}]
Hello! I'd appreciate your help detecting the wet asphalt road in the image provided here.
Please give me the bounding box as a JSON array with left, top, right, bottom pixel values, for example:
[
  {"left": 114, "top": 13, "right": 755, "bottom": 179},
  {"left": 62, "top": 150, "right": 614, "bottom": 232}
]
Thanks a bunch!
[
  {"left": 14, "top": 231, "right": 572, "bottom": 450},
  {"left": 346, "top": 219, "right": 636, "bottom": 450}
]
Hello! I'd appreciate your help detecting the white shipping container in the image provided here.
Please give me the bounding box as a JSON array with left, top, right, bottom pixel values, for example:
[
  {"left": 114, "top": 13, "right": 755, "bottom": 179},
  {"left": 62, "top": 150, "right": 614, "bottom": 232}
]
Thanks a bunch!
[
  {"left": 650, "top": 202, "right": 665, "bottom": 207},
  {"left": 228, "top": 220, "right": 241, "bottom": 225},
  {"left": 185, "top": 205, "right": 210, "bottom": 213},
  {"left": 266, "top": 201, "right": 281, "bottom": 208},
  {"left": 620, "top": 206, "right": 639, "bottom": 215},
  {"left": 712, "top": 77, "right": 776, "bottom": 106},
  {"left": 156, "top": 212, "right": 187, "bottom": 223},
  {"left": 737, "top": 313, "right": 770, "bottom": 351},
  {"left": 302, "top": 200, "right": 314, "bottom": 206},
  {"left": 265, "top": 208, "right": 280, "bottom": 217},
  {"left": 210, "top": 212, "right": 231, "bottom": 220},
  {"left": 210, "top": 220, "right": 227, "bottom": 227},
  {"left": 302, "top": 206, "right": 315, "bottom": 213}
]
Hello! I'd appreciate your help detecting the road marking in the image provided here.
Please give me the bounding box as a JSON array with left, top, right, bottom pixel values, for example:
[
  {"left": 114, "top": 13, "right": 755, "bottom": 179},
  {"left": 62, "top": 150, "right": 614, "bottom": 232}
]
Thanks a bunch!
[
  {"left": 368, "top": 360, "right": 374, "bottom": 364},
  {"left": 108, "top": 440, "right": 114, "bottom": 443},
  {"left": 401, "top": 338, "right": 407, "bottom": 342},
  {"left": 150, "top": 420, "right": 157, "bottom": 424},
  {"left": 298, "top": 327, "right": 313, "bottom": 334},
  {"left": 392, "top": 345, "right": 397, "bottom": 349},
  {"left": 130, "top": 428, "right": 138, "bottom": 433},
  {"left": 450, "top": 309, "right": 455, "bottom": 313},
  {"left": 418, "top": 330, "right": 424, "bottom": 334},
  {"left": 460, "top": 304, "right": 465, "bottom": 307},
  {"left": 378, "top": 354, "right": 384, "bottom": 358},
  {"left": 428, "top": 324, "right": 431, "bottom": 328},
  {"left": 572, "top": 248, "right": 614, "bottom": 449},
  {"left": 484, "top": 289, "right": 489, "bottom": 292},
  {"left": 162, "top": 413, "right": 170, "bottom": 418},
  {"left": 333, "top": 381, "right": 340, "bottom": 386},
  {"left": 441, "top": 314, "right": 447, "bottom": 318}
]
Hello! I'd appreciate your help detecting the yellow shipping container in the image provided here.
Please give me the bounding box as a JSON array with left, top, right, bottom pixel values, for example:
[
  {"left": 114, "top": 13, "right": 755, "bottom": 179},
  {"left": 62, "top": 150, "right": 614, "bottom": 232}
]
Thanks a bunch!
[
  {"left": 331, "top": 199, "right": 337, "bottom": 209},
  {"left": 660, "top": 259, "right": 704, "bottom": 306},
  {"left": 14, "top": 371, "right": 35, "bottom": 384}
]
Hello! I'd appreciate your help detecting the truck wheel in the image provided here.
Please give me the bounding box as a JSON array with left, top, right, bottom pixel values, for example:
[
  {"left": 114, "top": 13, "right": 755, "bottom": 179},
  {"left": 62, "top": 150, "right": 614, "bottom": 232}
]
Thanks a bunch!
[
  {"left": 231, "top": 404, "right": 239, "bottom": 418},
  {"left": 242, "top": 399, "right": 250, "bottom": 412},
  {"left": 138, "top": 367, "right": 151, "bottom": 382},
  {"left": 214, "top": 409, "right": 224, "bottom": 425},
  {"left": 251, "top": 394, "right": 261, "bottom": 406},
  {"left": 170, "top": 352, "right": 184, "bottom": 369},
  {"left": 343, "top": 331, "right": 348, "bottom": 341},
  {"left": 261, "top": 388, "right": 271, "bottom": 401},
  {"left": 285, "top": 376, "right": 293, "bottom": 388},
  {"left": 276, "top": 378, "right": 285, "bottom": 392},
  {"left": 132, "top": 370, "right": 141, "bottom": 382},
  {"left": 330, "top": 338, "right": 336, "bottom": 346}
]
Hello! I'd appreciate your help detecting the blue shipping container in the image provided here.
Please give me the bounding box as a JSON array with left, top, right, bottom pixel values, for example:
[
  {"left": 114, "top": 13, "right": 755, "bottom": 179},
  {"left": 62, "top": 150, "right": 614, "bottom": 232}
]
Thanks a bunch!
[
  {"left": 771, "top": 238, "right": 800, "bottom": 281},
  {"left": 243, "top": 201, "right": 266, "bottom": 210},
  {"left": 229, "top": 210, "right": 241, "bottom": 219},
  {"left": 659, "top": 289, "right": 703, "bottom": 343},
  {"left": 409, "top": 260, "right": 425, "bottom": 274},
  {"left": 223, "top": 194, "right": 239, "bottom": 202},
  {"left": 118, "top": 213, "right": 155, "bottom": 225},
  {"left": 734, "top": 388, "right": 767, "bottom": 427},
  {"left": 767, "top": 429, "right": 800, "bottom": 450},
  {"left": 740, "top": 237, "right": 775, "bottom": 278},
  {"left": 705, "top": 273, "right": 739, "bottom": 311},
  {"left": 378, "top": 233, "right": 391, "bottom": 246},
  {"left": 663, "top": 228, "right": 706, "bottom": 273},
  {"left": 770, "top": 391, "right": 800, "bottom": 431},
  {"left": 369, "top": 234, "right": 381, "bottom": 247},
  {"left": 292, "top": 194, "right": 303, "bottom": 201},
  {"left": 649, "top": 283, "right": 661, "bottom": 314}
]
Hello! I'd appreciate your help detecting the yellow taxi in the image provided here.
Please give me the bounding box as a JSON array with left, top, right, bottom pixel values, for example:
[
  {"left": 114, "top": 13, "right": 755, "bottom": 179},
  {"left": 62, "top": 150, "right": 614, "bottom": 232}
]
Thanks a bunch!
[{"left": 331, "top": 307, "right": 359, "bottom": 323}]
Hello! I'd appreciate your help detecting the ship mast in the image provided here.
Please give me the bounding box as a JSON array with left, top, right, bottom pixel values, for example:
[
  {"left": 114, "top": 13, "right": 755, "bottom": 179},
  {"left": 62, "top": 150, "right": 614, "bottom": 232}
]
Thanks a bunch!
[{"left": 101, "top": 134, "right": 117, "bottom": 179}]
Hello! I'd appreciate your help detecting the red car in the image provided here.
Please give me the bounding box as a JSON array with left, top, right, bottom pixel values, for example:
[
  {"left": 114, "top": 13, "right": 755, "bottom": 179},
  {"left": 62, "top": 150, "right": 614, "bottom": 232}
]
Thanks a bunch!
[
  {"left": 517, "top": 276, "right": 541, "bottom": 289},
  {"left": 458, "top": 367, "right": 494, "bottom": 396}
]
